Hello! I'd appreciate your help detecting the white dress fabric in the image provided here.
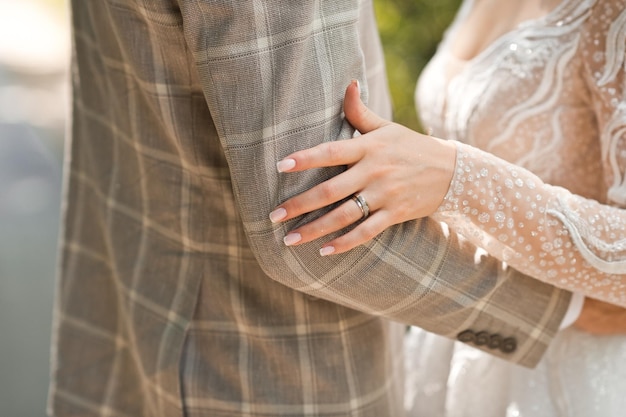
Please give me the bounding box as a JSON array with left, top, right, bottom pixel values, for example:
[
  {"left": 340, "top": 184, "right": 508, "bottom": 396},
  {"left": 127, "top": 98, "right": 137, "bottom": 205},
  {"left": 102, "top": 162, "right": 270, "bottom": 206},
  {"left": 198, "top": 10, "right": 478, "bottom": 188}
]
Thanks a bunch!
[{"left": 407, "top": 0, "right": 626, "bottom": 415}]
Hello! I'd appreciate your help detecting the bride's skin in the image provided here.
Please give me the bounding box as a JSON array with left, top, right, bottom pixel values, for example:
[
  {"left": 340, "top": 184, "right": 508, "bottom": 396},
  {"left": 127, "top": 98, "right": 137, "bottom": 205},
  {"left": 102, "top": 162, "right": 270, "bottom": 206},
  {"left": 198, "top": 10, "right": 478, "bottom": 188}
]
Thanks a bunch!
[
  {"left": 270, "top": 81, "right": 456, "bottom": 255},
  {"left": 270, "top": 81, "right": 626, "bottom": 334},
  {"left": 449, "top": 0, "right": 563, "bottom": 61},
  {"left": 270, "top": 0, "right": 566, "bottom": 255},
  {"left": 270, "top": 0, "right": 565, "bottom": 255}
]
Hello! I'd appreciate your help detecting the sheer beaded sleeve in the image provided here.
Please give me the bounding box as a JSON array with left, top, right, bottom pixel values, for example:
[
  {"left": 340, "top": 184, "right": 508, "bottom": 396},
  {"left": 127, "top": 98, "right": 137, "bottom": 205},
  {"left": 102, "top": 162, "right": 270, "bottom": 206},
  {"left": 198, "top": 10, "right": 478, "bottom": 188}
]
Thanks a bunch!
[
  {"left": 435, "top": 143, "right": 626, "bottom": 306},
  {"left": 433, "top": 3, "right": 626, "bottom": 307}
]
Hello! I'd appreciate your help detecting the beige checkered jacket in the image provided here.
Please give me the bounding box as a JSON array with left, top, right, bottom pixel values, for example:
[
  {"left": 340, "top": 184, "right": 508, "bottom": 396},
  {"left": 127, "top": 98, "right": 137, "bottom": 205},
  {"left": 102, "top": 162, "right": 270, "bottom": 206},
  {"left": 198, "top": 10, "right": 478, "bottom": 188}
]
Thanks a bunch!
[{"left": 48, "top": 0, "right": 571, "bottom": 416}]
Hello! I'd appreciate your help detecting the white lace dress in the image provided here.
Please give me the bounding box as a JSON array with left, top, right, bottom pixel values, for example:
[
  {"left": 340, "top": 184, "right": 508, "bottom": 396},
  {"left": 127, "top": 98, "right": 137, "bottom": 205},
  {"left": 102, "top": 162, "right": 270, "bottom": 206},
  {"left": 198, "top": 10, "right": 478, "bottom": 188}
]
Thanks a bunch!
[{"left": 406, "top": 0, "right": 626, "bottom": 415}]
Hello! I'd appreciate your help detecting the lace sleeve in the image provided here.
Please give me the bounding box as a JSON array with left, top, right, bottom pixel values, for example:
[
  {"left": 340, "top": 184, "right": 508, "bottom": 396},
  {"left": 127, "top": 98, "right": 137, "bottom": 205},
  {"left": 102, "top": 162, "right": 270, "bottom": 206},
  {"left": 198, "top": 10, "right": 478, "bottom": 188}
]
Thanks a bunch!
[
  {"left": 433, "top": 3, "right": 626, "bottom": 307},
  {"left": 435, "top": 142, "right": 626, "bottom": 306}
]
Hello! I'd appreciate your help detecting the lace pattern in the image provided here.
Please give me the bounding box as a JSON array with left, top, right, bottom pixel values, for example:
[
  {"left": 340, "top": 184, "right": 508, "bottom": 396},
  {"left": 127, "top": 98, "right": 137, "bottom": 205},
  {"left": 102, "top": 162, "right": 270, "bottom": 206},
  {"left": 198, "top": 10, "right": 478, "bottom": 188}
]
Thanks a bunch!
[
  {"left": 409, "top": 1, "right": 626, "bottom": 415},
  {"left": 436, "top": 143, "right": 626, "bottom": 306},
  {"left": 416, "top": 0, "right": 626, "bottom": 305}
]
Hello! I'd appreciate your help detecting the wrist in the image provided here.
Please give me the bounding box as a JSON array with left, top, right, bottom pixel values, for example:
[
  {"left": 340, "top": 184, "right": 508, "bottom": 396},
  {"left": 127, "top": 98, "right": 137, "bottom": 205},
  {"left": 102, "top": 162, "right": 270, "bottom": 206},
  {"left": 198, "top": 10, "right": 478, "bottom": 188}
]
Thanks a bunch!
[{"left": 432, "top": 139, "right": 460, "bottom": 214}]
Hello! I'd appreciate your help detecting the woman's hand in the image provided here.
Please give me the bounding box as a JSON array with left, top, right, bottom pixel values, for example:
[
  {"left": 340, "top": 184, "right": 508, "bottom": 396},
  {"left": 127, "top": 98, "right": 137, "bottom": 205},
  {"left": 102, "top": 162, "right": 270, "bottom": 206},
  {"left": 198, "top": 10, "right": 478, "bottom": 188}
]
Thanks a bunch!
[
  {"left": 269, "top": 80, "right": 457, "bottom": 255},
  {"left": 574, "top": 298, "right": 626, "bottom": 335}
]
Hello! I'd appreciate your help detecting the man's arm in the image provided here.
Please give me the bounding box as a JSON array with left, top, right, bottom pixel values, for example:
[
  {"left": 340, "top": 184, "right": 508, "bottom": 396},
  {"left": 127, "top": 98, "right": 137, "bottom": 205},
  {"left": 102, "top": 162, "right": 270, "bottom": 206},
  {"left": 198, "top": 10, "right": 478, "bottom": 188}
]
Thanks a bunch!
[{"left": 178, "top": 0, "right": 570, "bottom": 367}]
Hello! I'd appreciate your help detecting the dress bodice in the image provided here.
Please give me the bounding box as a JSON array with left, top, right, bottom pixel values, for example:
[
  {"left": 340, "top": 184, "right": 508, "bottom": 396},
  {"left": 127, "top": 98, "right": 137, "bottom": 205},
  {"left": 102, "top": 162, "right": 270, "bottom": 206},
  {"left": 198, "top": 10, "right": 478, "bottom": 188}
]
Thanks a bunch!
[
  {"left": 407, "top": 2, "right": 626, "bottom": 415},
  {"left": 416, "top": 0, "right": 626, "bottom": 306}
]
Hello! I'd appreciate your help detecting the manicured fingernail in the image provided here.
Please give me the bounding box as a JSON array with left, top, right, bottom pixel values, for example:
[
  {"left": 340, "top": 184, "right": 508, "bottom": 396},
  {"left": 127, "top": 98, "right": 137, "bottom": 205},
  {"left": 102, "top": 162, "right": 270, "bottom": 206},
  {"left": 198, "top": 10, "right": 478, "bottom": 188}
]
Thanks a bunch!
[
  {"left": 277, "top": 158, "right": 296, "bottom": 172},
  {"left": 356, "top": 79, "right": 361, "bottom": 94},
  {"left": 269, "top": 208, "right": 287, "bottom": 223},
  {"left": 319, "top": 246, "right": 335, "bottom": 256},
  {"left": 283, "top": 233, "right": 302, "bottom": 246}
]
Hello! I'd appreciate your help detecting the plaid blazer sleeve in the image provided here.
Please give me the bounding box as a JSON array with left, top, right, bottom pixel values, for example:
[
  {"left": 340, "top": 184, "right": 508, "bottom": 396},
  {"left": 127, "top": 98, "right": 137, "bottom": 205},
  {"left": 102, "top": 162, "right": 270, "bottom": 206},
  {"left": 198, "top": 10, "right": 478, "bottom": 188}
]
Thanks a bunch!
[
  {"left": 50, "top": 2, "right": 575, "bottom": 416},
  {"left": 177, "top": 0, "right": 571, "bottom": 367}
]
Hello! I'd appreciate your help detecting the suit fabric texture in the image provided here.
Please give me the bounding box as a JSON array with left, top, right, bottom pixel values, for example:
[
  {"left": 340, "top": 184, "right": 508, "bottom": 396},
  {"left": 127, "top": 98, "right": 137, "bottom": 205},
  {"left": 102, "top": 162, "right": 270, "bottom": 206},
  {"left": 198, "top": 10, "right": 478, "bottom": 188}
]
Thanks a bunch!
[{"left": 49, "top": 1, "right": 571, "bottom": 416}]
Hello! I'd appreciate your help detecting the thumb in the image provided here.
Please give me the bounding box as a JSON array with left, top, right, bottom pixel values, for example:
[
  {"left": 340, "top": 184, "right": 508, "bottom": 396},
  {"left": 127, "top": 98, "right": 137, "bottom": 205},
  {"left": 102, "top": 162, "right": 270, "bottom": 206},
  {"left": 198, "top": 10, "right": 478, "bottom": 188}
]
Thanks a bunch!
[{"left": 344, "top": 80, "right": 388, "bottom": 134}]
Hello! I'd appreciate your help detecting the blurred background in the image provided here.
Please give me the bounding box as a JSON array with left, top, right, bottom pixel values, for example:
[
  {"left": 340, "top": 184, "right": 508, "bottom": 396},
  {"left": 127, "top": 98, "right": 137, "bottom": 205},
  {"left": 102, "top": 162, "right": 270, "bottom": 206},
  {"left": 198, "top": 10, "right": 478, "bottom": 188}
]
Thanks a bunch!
[
  {"left": 0, "top": 0, "right": 68, "bottom": 416},
  {"left": 0, "top": 0, "right": 460, "bottom": 415},
  {"left": 375, "top": 0, "right": 462, "bottom": 130}
]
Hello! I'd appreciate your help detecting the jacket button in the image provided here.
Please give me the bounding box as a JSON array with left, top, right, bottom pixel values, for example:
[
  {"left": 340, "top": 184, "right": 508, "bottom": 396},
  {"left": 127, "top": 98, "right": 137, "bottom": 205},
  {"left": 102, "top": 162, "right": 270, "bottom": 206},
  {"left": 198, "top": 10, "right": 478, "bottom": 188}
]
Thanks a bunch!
[
  {"left": 500, "top": 337, "right": 517, "bottom": 353},
  {"left": 457, "top": 330, "right": 476, "bottom": 343},
  {"left": 488, "top": 334, "right": 502, "bottom": 349},
  {"left": 475, "top": 331, "right": 490, "bottom": 346}
]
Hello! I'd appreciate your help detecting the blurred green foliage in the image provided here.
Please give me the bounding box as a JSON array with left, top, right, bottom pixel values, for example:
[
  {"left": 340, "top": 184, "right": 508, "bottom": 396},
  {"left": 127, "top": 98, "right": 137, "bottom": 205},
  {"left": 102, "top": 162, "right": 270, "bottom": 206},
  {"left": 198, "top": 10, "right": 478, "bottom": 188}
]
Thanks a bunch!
[{"left": 374, "top": 0, "right": 461, "bottom": 130}]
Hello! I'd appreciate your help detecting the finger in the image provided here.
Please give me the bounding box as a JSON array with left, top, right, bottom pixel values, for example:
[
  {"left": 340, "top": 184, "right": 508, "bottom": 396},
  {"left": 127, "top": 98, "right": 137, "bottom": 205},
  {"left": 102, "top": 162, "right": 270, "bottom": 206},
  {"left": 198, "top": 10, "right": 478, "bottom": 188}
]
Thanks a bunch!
[
  {"left": 282, "top": 198, "right": 364, "bottom": 246},
  {"left": 344, "top": 80, "right": 389, "bottom": 134},
  {"left": 277, "top": 139, "right": 364, "bottom": 173},
  {"left": 275, "top": 80, "right": 390, "bottom": 174},
  {"left": 271, "top": 169, "right": 367, "bottom": 222},
  {"left": 319, "top": 211, "right": 389, "bottom": 255}
]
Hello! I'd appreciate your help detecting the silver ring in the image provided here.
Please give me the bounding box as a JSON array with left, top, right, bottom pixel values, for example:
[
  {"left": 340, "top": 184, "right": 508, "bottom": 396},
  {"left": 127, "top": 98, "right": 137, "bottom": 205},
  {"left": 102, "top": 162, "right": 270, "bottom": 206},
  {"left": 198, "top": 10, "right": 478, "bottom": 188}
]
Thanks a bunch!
[{"left": 352, "top": 193, "right": 370, "bottom": 220}]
